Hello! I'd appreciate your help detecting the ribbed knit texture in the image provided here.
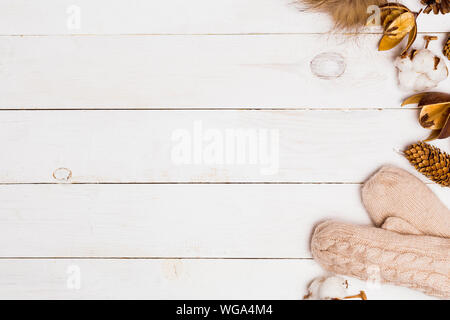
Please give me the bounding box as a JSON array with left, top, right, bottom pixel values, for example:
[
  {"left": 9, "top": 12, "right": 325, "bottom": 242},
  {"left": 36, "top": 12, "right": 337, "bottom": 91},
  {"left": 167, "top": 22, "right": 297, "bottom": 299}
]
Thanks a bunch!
[
  {"left": 311, "top": 221, "right": 450, "bottom": 298},
  {"left": 362, "top": 165, "right": 450, "bottom": 238},
  {"left": 311, "top": 165, "right": 450, "bottom": 298}
]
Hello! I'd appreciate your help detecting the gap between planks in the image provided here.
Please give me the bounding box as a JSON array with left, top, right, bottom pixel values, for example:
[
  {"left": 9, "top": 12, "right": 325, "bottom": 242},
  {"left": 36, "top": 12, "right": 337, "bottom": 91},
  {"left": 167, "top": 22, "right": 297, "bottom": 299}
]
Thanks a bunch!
[
  {"left": 0, "top": 107, "right": 420, "bottom": 111},
  {"left": 0, "top": 182, "right": 434, "bottom": 185},
  {"left": 0, "top": 32, "right": 447, "bottom": 37},
  {"left": 0, "top": 257, "right": 314, "bottom": 260},
  {"left": 0, "top": 182, "right": 363, "bottom": 185}
]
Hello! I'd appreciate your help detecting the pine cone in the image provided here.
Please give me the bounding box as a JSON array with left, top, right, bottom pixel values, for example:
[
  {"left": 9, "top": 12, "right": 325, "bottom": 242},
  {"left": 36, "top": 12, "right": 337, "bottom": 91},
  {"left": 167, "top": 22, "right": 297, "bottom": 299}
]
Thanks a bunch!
[
  {"left": 404, "top": 142, "right": 450, "bottom": 187},
  {"left": 444, "top": 36, "right": 450, "bottom": 60},
  {"left": 421, "top": 0, "right": 450, "bottom": 14}
]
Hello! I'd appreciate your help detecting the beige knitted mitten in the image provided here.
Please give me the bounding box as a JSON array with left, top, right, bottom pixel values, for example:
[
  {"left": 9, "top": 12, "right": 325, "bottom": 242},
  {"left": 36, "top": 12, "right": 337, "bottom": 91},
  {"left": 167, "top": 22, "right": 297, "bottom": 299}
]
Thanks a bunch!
[
  {"left": 312, "top": 165, "right": 450, "bottom": 298},
  {"left": 311, "top": 220, "right": 450, "bottom": 298},
  {"left": 362, "top": 165, "right": 450, "bottom": 238}
]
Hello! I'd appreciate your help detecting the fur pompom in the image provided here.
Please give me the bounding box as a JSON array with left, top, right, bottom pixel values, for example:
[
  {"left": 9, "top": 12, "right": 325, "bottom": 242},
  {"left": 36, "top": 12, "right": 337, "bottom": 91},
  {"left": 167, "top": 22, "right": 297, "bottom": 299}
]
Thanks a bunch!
[{"left": 299, "top": 0, "right": 387, "bottom": 30}]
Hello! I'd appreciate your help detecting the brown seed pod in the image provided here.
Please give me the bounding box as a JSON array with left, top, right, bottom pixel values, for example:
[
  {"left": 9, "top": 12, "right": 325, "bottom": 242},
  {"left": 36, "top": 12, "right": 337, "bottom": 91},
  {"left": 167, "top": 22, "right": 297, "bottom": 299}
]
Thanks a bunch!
[{"left": 402, "top": 92, "right": 450, "bottom": 141}]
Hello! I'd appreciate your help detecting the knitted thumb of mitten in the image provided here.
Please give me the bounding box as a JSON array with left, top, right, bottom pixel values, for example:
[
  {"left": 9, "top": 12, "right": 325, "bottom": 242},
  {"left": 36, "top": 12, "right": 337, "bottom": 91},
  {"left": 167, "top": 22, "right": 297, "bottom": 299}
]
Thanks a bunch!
[
  {"left": 362, "top": 165, "right": 450, "bottom": 238},
  {"left": 311, "top": 220, "right": 450, "bottom": 298}
]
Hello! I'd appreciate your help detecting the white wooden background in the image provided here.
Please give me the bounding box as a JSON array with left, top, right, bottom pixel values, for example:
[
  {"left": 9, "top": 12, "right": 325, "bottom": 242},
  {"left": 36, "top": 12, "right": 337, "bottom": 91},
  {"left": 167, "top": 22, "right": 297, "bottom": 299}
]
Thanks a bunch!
[{"left": 0, "top": 0, "right": 449, "bottom": 299}]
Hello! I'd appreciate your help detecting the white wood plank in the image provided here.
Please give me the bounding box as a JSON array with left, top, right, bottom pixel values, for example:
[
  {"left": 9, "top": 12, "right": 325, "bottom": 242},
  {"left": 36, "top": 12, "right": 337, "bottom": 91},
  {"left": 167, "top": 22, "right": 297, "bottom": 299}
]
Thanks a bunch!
[
  {"left": 0, "top": 109, "right": 446, "bottom": 183},
  {"left": 0, "top": 0, "right": 447, "bottom": 35},
  {"left": 0, "top": 34, "right": 448, "bottom": 109},
  {"left": 0, "top": 259, "right": 436, "bottom": 299},
  {"left": 0, "top": 184, "right": 449, "bottom": 258},
  {"left": 0, "top": 184, "right": 370, "bottom": 257}
]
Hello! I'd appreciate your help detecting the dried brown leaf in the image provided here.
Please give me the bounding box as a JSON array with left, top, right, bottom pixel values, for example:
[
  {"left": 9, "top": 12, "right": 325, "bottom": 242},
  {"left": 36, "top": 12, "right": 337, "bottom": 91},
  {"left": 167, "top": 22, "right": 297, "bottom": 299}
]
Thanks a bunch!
[
  {"left": 379, "top": 34, "right": 408, "bottom": 51},
  {"left": 417, "top": 92, "right": 450, "bottom": 106},
  {"left": 382, "top": 10, "right": 404, "bottom": 28},
  {"left": 438, "top": 114, "right": 450, "bottom": 139},
  {"left": 402, "top": 93, "right": 426, "bottom": 106},
  {"left": 402, "top": 24, "right": 417, "bottom": 55},
  {"left": 385, "top": 12, "right": 415, "bottom": 38},
  {"left": 424, "top": 130, "right": 441, "bottom": 142},
  {"left": 419, "top": 103, "right": 450, "bottom": 130},
  {"left": 379, "top": 11, "right": 416, "bottom": 51}
]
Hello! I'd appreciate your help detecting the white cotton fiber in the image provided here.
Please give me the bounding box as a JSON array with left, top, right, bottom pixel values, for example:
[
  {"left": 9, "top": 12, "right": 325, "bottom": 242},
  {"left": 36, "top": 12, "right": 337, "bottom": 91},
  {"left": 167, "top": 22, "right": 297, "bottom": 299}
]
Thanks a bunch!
[
  {"left": 304, "top": 276, "right": 349, "bottom": 300},
  {"left": 395, "top": 49, "right": 448, "bottom": 92}
]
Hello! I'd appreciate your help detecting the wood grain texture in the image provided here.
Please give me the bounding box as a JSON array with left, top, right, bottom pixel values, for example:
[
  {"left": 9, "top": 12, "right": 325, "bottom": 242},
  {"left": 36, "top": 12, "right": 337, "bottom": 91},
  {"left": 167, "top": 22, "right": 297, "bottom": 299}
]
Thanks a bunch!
[
  {"left": 0, "top": 259, "right": 436, "bottom": 299},
  {"left": 0, "top": 184, "right": 370, "bottom": 258},
  {"left": 0, "top": 0, "right": 447, "bottom": 35},
  {"left": 1, "top": 109, "right": 447, "bottom": 183},
  {"left": 0, "top": 0, "right": 448, "bottom": 300},
  {"left": 0, "top": 34, "right": 448, "bottom": 109},
  {"left": 0, "top": 184, "right": 448, "bottom": 258}
]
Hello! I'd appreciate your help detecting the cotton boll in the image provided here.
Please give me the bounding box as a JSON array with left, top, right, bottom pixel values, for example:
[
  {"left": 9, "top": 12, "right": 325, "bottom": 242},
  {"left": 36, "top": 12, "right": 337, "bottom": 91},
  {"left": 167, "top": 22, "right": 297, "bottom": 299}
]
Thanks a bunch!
[
  {"left": 413, "top": 74, "right": 437, "bottom": 92},
  {"left": 412, "top": 49, "right": 436, "bottom": 73},
  {"left": 427, "top": 59, "right": 449, "bottom": 82},
  {"left": 398, "top": 69, "right": 417, "bottom": 91},
  {"left": 394, "top": 56, "right": 413, "bottom": 72},
  {"left": 305, "top": 277, "right": 324, "bottom": 300},
  {"left": 304, "top": 276, "right": 349, "bottom": 300},
  {"left": 396, "top": 48, "right": 448, "bottom": 92},
  {"left": 318, "top": 277, "right": 349, "bottom": 299}
]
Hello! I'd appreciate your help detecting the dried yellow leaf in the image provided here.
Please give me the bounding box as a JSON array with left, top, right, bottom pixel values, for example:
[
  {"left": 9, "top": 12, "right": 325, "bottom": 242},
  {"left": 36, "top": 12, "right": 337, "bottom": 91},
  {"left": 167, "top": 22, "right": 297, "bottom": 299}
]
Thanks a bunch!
[
  {"left": 379, "top": 34, "right": 408, "bottom": 51},
  {"left": 402, "top": 24, "right": 417, "bottom": 55},
  {"left": 401, "top": 93, "right": 426, "bottom": 106},
  {"left": 382, "top": 11, "right": 403, "bottom": 28},
  {"left": 380, "top": 3, "right": 411, "bottom": 12},
  {"left": 378, "top": 10, "right": 416, "bottom": 52},
  {"left": 402, "top": 92, "right": 450, "bottom": 141},
  {"left": 384, "top": 12, "right": 415, "bottom": 38},
  {"left": 424, "top": 130, "right": 441, "bottom": 142},
  {"left": 419, "top": 103, "right": 450, "bottom": 130},
  {"left": 438, "top": 115, "right": 450, "bottom": 140}
]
